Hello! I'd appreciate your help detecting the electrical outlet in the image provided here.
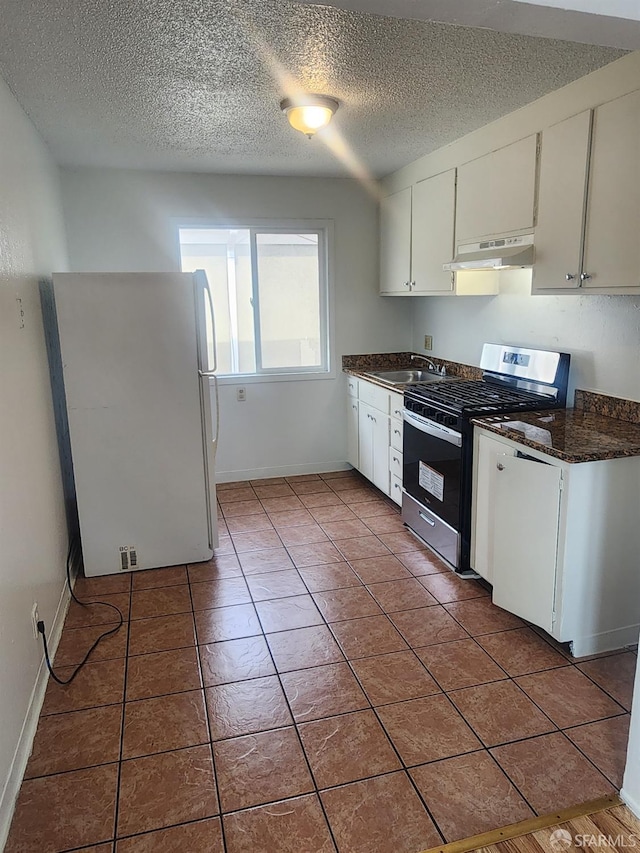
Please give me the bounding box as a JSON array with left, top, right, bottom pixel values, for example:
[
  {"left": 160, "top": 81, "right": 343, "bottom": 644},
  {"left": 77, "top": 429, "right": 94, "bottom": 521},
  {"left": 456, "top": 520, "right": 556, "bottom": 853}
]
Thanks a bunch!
[
  {"left": 424, "top": 335, "right": 433, "bottom": 351},
  {"left": 237, "top": 387, "right": 246, "bottom": 402},
  {"left": 31, "top": 603, "right": 40, "bottom": 640}
]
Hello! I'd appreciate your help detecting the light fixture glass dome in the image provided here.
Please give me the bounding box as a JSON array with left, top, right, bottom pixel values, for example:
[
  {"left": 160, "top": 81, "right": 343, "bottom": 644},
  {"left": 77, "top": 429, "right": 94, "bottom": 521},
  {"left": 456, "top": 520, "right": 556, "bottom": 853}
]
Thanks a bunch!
[{"left": 280, "top": 95, "right": 339, "bottom": 138}]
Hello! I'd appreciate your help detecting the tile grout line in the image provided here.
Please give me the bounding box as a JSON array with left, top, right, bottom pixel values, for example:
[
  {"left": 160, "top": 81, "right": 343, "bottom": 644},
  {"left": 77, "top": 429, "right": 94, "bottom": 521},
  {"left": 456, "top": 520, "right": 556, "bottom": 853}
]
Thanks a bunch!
[
  {"left": 110, "top": 570, "right": 133, "bottom": 853},
  {"left": 217, "top": 498, "right": 344, "bottom": 851},
  {"left": 187, "top": 572, "right": 229, "bottom": 853}
]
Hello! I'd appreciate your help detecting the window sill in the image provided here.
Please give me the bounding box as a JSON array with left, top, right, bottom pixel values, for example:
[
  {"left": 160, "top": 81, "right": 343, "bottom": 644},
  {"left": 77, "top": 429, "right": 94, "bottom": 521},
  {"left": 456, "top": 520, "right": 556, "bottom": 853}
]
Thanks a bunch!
[{"left": 210, "top": 370, "right": 336, "bottom": 386}]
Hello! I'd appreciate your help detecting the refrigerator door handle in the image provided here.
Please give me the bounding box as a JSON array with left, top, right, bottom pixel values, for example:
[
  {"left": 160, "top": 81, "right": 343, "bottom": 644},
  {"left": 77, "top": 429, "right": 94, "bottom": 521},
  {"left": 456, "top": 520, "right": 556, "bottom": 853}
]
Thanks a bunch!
[
  {"left": 193, "top": 270, "right": 219, "bottom": 550},
  {"left": 203, "top": 272, "right": 217, "bottom": 373},
  {"left": 210, "top": 374, "right": 220, "bottom": 448}
]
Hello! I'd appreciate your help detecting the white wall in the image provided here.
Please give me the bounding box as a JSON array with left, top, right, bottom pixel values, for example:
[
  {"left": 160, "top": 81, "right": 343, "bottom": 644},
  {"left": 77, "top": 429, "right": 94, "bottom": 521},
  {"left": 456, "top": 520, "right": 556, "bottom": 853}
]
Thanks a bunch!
[
  {"left": 60, "top": 169, "right": 414, "bottom": 479},
  {"left": 0, "top": 78, "right": 69, "bottom": 842},
  {"left": 379, "top": 51, "right": 640, "bottom": 404},
  {"left": 411, "top": 273, "right": 640, "bottom": 403}
]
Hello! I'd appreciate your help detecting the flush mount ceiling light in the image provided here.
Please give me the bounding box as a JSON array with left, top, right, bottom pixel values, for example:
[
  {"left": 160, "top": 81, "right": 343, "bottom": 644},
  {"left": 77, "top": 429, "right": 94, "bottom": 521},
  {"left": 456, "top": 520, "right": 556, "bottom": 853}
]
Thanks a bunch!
[{"left": 280, "top": 94, "right": 339, "bottom": 138}]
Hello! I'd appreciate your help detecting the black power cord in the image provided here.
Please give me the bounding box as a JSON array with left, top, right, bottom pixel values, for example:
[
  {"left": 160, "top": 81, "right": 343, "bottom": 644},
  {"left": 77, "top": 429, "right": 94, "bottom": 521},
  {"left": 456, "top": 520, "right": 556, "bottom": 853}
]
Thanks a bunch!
[{"left": 37, "top": 541, "right": 124, "bottom": 685}]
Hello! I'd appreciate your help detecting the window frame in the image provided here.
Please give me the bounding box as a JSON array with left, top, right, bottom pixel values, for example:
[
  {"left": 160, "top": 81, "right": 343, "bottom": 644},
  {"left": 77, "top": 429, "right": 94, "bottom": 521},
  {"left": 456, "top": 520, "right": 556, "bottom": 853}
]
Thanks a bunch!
[{"left": 175, "top": 218, "right": 335, "bottom": 385}]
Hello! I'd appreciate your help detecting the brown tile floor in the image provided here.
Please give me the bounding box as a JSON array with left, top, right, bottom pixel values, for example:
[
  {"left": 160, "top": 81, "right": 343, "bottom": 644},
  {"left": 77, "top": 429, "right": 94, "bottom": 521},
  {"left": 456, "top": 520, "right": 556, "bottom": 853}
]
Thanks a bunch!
[{"left": 6, "top": 470, "right": 636, "bottom": 853}]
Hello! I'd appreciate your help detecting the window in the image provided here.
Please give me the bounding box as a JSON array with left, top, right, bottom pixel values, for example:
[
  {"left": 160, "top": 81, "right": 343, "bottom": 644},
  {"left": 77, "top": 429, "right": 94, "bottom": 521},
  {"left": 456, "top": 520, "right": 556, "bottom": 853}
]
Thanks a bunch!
[{"left": 179, "top": 224, "right": 330, "bottom": 377}]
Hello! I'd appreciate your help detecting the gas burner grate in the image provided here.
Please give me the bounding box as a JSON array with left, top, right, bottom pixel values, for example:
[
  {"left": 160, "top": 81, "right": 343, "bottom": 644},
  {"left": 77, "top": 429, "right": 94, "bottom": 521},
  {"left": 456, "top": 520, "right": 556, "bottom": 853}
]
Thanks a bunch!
[{"left": 407, "top": 380, "right": 551, "bottom": 412}]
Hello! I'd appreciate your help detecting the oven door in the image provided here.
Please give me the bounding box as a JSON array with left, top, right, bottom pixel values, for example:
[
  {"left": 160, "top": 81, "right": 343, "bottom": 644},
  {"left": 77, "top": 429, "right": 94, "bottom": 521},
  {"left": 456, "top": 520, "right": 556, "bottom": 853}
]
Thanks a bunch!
[{"left": 402, "top": 409, "right": 462, "bottom": 566}]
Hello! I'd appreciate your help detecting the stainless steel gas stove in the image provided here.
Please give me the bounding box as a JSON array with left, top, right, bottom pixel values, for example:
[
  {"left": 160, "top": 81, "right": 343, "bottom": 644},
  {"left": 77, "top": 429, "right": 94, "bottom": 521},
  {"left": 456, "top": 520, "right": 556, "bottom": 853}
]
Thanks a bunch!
[{"left": 402, "top": 343, "right": 570, "bottom": 574}]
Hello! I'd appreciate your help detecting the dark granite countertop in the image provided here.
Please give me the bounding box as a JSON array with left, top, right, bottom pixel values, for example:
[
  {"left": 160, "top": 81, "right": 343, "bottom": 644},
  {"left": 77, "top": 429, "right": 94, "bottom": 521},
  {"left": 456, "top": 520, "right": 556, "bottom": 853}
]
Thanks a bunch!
[
  {"left": 473, "top": 408, "right": 640, "bottom": 463},
  {"left": 343, "top": 351, "right": 481, "bottom": 392}
]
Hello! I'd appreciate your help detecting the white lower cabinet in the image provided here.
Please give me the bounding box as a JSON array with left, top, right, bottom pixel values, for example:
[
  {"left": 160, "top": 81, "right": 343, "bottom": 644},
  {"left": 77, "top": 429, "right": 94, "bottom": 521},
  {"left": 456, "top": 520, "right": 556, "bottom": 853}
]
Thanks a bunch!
[
  {"left": 346, "top": 378, "right": 404, "bottom": 499},
  {"left": 389, "top": 446, "right": 403, "bottom": 506},
  {"left": 346, "top": 378, "right": 359, "bottom": 469},
  {"left": 358, "top": 401, "right": 390, "bottom": 494},
  {"left": 390, "top": 475, "right": 403, "bottom": 505},
  {"left": 472, "top": 426, "right": 640, "bottom": 657},
  {"left": 471, "top": 433, "right": 516, "bottom": 584},
  {"left": 346, "top": 396, "right": 359, "bottom": 469},
  {"left": 491, "top": 454, "right": 562, "bottom": 635}
]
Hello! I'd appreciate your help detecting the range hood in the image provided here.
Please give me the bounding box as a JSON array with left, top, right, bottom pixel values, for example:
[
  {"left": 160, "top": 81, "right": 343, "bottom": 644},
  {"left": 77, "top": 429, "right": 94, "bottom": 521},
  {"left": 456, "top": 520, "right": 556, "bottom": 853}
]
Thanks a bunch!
[{"left": 443, "top": 234, "right": 534, "bottom": 272}]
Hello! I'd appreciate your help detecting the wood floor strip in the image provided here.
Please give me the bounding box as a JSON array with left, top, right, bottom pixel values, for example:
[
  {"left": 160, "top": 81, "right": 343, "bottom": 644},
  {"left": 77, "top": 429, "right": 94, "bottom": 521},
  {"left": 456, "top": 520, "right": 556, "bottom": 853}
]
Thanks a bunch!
[
  {"left": 420, "top": 795, "right": 622, "bottom": 853},
  {"left": 609, "top": 805, "right": 640, "bottom": 836}
]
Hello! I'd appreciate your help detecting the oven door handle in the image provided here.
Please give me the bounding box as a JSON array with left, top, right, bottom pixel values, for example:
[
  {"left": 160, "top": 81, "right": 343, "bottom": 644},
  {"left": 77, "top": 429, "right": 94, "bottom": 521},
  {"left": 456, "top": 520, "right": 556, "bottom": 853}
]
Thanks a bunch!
[{"left": 403, "top": 410, "right": 462, "bottom": 447}]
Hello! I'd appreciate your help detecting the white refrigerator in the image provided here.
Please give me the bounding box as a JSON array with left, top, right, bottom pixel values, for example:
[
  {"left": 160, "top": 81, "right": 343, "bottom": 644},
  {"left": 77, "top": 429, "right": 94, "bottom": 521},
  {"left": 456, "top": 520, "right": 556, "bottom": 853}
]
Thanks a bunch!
[{"left": 47, "top": 271, "right": 219, "bottom": 577}]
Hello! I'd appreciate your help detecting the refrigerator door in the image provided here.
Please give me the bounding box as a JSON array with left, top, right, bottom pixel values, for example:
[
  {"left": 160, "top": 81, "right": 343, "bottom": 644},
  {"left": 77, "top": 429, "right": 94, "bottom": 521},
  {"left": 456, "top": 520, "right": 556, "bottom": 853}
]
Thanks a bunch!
[
  {"left": 52, "top": 273, "right": 214, "bottom": 576},
  {"left": 193, "top": 269, "right": 219, "bottom": 551}
]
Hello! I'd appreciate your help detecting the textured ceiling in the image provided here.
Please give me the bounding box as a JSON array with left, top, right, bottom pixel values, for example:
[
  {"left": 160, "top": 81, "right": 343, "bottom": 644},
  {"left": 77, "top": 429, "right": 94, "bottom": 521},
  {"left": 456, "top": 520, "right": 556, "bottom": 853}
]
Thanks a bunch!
[
  {"left": 0, "top": 0, "right": 626, "bottom": 177},
  {"left": 297, "top": 0, "right": 640, "bottom": 50}
]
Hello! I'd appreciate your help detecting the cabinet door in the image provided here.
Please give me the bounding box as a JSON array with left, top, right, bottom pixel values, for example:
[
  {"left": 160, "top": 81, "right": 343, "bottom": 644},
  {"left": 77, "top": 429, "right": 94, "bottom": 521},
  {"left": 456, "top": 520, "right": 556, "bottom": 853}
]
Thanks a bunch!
[
  {"left": 380, "top": 187, "right": 412, "bottom": 294},
  {"left": 411, "top": 170, "right": 455, "bottom": 294},
  {"left": 582, "top": 90, "right": 640, "bottom": 291},
  {"left": 456, "top": 135, "right": 538, "bottom": 242},
  {"left": 492, "top": 454, "right": 562, "bottom": 633},
  {"left": 471, "top": 432, "right": 517, "bottom": 582},
  {"left": 370, "top": 408, "right": 391, "bottom": 495},
  {"left": 358, "top": 402, "right": 374, "bottom": 482},
  {"left": 347, "top": 397, "right": 359, "bottom": 469},
  {"left": 532, "top": 110, "right": 591, "bottom": 292}
]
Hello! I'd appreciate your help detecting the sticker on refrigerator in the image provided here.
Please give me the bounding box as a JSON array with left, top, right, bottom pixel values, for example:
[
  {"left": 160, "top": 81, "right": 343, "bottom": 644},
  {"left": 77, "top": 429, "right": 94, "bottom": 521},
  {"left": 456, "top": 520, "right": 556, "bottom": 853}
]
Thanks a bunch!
[{"left": 419, "top": 462, "right": 444, "bottom": 501}]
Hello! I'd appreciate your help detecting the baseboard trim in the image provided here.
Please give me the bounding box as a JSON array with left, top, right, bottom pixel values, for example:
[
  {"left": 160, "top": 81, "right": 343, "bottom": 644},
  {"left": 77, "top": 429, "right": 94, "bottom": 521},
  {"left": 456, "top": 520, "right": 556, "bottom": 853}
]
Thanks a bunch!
[
  {"left": 418, "top": 795, "right": 621, "bottom": 853},
  {"left": 0, "top": 580, "right": 71, "bottom": 851},
  {"left": 217, "top": 461, "right": 351, "bottom": 483},
  {"left": 570, "top": 624, "right": 640, "bottom": 658},
  {"left": 620, "top": 787, "right": 640, "bottom": 820}
]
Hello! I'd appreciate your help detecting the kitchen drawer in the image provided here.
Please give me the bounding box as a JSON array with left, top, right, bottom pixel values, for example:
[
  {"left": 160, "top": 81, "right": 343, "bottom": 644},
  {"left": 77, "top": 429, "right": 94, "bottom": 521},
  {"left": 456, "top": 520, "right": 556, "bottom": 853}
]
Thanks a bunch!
[
  {"left": 389, "top": 392, "right": 404, "bottom": 422},
  {"left": 347, "top": 376, "right": 359, "bottom": 398},
  {"left": 389, "top": 446, "right": 403, "bottom": 480},
  {"left": 390, "top": 475, "right": 403, "bottom": 506},
  {"left": 359, "top": 378, "right": 390, "bottom": 412},
  {"left": 390, "top": 418, "right": 403, "bottom": 452}
]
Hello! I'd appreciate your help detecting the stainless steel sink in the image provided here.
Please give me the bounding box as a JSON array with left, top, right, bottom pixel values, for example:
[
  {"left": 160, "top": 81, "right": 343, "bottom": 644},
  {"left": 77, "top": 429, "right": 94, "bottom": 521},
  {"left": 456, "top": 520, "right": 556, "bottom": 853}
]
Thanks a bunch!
[{"left": 365, "top": 369, "right": 447, "bottom": 385}]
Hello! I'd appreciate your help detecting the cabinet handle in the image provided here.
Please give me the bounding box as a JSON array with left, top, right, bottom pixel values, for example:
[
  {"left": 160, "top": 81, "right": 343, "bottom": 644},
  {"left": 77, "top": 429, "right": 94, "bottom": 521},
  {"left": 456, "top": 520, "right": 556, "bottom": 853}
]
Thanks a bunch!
[
  {"left": 371, "top": 416, "right": 377, "bottom": 423},
  {"left": 394, "top": 409, "right": 402, "bottom": 417},
  {"left": 352, "top": 404, "right": 357, "bottom": 410},
  {"left": 418, "top": 511, "right": 436, "bottom": 527},
  {"left": 394, "top": 429, "right": 401, "bottom": 436},
  {"left": 497, "top": 462, "right": 505, "bottom": 471},
  {"left": 403, "top": 281, "right": 410, "bottom": 288},
  {"left": 392, "top": 456, "right": 399, "bottom": 463},
  {"left": 580, "top": 273, "right": 592, "bottom": 281},
  {"left": 394, "top": 483, "right": 401, "bottom": 491},
  {"left": 565, "top": 273, "right": 576, "bottom": 281}
]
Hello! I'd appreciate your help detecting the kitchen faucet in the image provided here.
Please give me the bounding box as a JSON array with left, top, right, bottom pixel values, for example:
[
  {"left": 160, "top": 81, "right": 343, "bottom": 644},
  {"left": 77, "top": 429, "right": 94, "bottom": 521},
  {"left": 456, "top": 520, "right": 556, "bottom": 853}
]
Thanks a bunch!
[{"left": 411, "top": 353, "right": 446, "bottom": 376}]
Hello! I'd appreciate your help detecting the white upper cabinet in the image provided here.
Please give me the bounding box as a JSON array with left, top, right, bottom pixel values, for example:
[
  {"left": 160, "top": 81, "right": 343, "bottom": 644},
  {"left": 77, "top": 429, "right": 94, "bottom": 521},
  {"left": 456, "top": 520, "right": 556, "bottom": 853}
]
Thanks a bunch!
[
  {"left": 455, "top": 135, "right": 538, "bottom": 242},
  {"left": 379, "top": 186, "right": 412, "bottom": 294},
  {"left": 533, "top": 90, "right": 640, "bottom": 294},
  {"left": 380, "top": 169, "right": 496, "bottom": 296},
  {"left": 410, "top": 170, "right": 456, "bottom": 294},
  {"left": 380, "top": 174, "right": 455, "bottom": 295},
  {"left": 532, "top": 110, "right": 591, "bottom": 291},
  {"left": 582, "top": 90, "right": 640, "bottom": 292}
]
